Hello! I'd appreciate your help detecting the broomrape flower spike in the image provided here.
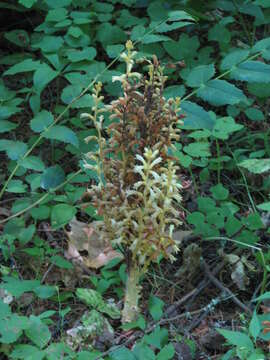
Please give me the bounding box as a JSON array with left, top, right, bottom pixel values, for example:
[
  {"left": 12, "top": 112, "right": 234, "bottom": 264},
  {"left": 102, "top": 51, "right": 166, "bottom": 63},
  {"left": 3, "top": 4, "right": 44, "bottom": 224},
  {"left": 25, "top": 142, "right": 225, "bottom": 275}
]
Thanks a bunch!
[{"left": 84, "top": 44, "right": 184, "bottom": 323}]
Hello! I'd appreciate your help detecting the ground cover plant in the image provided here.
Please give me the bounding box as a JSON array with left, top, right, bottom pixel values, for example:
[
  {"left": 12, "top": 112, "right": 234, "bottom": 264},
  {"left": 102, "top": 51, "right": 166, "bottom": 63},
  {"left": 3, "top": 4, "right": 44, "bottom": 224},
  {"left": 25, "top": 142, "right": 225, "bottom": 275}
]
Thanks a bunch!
[{"left": 0, "top": 0, "right": 270, "bottom": 359}]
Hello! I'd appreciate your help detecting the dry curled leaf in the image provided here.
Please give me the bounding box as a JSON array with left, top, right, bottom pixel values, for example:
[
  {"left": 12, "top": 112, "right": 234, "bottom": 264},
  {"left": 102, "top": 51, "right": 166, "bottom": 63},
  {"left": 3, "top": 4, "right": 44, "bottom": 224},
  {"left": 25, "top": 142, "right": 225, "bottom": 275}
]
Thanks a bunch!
[{"left": 65, "top": 218, "right": 123, "bottom": 269}]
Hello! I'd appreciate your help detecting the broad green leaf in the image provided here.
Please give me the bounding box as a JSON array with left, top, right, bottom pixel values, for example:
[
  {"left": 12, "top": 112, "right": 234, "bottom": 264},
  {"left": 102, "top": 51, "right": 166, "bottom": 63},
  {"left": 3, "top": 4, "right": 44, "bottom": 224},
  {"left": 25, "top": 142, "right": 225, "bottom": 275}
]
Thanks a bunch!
[
  {"left": 181, "top": 101, "right": 215, "bottom": 130},
  {"left": 156, "top": 344, "right": 175, "bottom": 360},
  {"left": 132, "top": 343, "right": 155, "bottom": 360},
  {"left": 66, "top": 47, "right": 96, "bottom": 62},
  {"left": 10, "top": 344, "right": 44, "bottom": 360},
  {"left": 0, "top": 120, "right": 18, "bottom": 133},
  {"left": 148, "top": 295, "right": 164, "bottom": 321},
  {"left": 45, "top": 7, "right": 68, "bottom": 22},
  {"left": 254, "top": 292, "right": 270, "bottom": 302},
  {"left": 4, "top": 30, "right": 30, "bottom": 48},
  {"left": 212, "top": 117, "right": 244, "bottom": 140},
  {"left": 247, "top": 82, "right": 270, "bottom": 98},
  {"left": 4, "top": 59, "right": 41, "bottom": 75},
  {"left": 186, "top": 64, "right": 215, "bottom": 87},
  {"left": 44, "top": 0, "right": 72, "bottom": 7},
  {"left": 183, "top": 142, "right": 211, "bottom": 157},
  {"left": 20, "top": 156, "right": 45, "bottom": 172},
  {"left": 244, "top": 108, "right": 265, "bottom": 121},
  {"left": 110, "top": 347, "right": 136, "bottom": 360},
  {"left": 41, "top": 165, "right": 65, "bottom": 190},
  {"left": 0, "top": 314, "right": 29, "bottom": 343},
  {"left": 33, "top": 285, "right": 56, "bottom": 299},
  {"left": 239, "top": 158, "right": 270, "bottom": 174},
  {"left": 257, "top": 202, "right": 270, "bottom": 211},
  {"left": 30, "top": 110, "right": 54, "bottom": 132},
  {"left": 168, "top": 10, "right": 195, "bottom": 22},
  {"left": 106, "top": 44, "right": 125, "bottom": 58},
  {"left": 253, "top": 0, "right": 270, "bottom": 7},
  {"left": 141, "top": 34, "right": 171, "bottom": 44},
  {"left": 163, "top": 34, "right": 199, "bottom": 61},
  {"left": 252, "top": 37, "right": 270, "bottom": 60},
  {"left": 33, "top": 64, "right": 59, "bottom": 94},
  {"left": 51, "top": 204, "right": 76, "bottom": 229},
  {"left": 32, "top": 35, "right": 64, "bottom": 53},
  {"left": 231, "top": 61, "right": 270, "bottom": 83},
  {"left": 197, "top": 79, "right": 247, "bottom": 106},
  {"left": 144, "top": 326, "right": 168, "bottom": 350},
  {"left": 76, "top": 288, "right": 121, "bottom": 319},
  {"left": 30, "top": 205, "right": 50, "bottom": 220},
  {"left": 208, "top": 23, "right": 231, "bottom": 44},
  {"left": 225, "top": 216, "right": 242, "bottom": 237},
  {"left": 0, "top": 277, "right": 40, "bottom": 297},
  {"left": 25, "top": 316, "right": 51, "bottom": 349},
  {"left": 50, "top": 255, "right": 73, "bottom": 269},
  {"left": 43, "top": 125, "right": 79, "bottom": 147},
  {"left": 6, "top": 179, "right": 27, "bottom": 193},
  {"left": 18, "top": 224, "right": 35, "bottom": 244},
  {"left": 220, "top": 49, "right": 250, "bottom": 70},
  {"left": 96, "top": 23, "right": 127, "bottom": 47},
  {"left": 19, "top": 0, "right": 37, "bottom": 7},
  {"left": 0, "top": 140, "right": 28, "bottom": 160},
  {"left": 210, "top": 184, "right": 229, "bottom": 201},
  {"left": 217, "top": 329, "right": 254, "bottom": 350},
  {"left": 249, "top": 311, "right": 261, "bottom": 340}
]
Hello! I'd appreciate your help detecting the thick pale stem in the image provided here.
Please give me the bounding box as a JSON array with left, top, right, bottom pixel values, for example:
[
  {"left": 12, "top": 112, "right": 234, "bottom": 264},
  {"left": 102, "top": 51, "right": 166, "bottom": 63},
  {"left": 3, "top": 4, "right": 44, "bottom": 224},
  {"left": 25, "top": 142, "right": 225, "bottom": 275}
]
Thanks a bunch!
[{"left": 122, "top": 260, "right": 141, "bottom": 323}]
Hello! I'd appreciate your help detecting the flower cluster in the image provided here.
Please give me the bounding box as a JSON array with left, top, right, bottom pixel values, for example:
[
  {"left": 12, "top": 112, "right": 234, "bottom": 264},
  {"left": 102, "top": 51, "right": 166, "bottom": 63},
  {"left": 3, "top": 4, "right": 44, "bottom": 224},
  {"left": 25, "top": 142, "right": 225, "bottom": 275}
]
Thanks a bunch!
[{"left": 83, "top": 41, "right": 184, "bottom": 321}]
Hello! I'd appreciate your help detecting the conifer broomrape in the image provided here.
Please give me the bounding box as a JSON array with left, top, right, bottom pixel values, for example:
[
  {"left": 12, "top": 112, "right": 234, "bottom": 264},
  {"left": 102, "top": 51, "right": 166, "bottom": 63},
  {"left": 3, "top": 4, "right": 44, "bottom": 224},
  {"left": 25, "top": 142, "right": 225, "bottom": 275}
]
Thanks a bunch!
[{"left": 82, "top": 41, "right": 184, "bottom": 323}]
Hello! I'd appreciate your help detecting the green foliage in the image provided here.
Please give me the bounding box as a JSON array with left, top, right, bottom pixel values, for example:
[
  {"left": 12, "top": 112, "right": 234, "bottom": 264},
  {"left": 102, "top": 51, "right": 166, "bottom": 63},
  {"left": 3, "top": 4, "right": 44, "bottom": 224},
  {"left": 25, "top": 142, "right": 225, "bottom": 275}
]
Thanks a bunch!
[{"left": 0, "top": 0, "right": 269, "bottom": 358}]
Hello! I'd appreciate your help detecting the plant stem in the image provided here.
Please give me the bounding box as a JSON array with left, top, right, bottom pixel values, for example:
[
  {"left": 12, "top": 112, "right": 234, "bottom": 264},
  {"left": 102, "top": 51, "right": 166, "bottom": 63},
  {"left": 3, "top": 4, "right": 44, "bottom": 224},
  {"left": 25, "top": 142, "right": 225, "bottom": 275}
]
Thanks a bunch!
[{"left": 122, "top": 258, "right": 141, "bottom": 323}]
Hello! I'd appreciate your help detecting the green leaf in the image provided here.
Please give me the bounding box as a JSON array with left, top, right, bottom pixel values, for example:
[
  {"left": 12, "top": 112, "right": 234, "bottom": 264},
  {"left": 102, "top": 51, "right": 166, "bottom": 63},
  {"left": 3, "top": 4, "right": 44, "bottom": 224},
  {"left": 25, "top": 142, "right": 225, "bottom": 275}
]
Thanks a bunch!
[
  {"left": 4, "top": 59, "right": 41, "bottom": 75},
  {"left": 66, "top": 47, "right": 96, "bottom": 62},
  {"left": 186, "top": 64, "right": 215, "bottom": 87},
  {"left": 18, "top": 224, "right": 35, "bottom": 244},
  {"left": 50, "top": 255, "right": 73, "bottom": 269},
  {"left": 197, "top": 80, "right": 247, "bottom": 106},
  {"left": 144, "top": 326, "right": 168, "bottom": 350},
  {"left": 0, "top": 140, "right": 28, "bottom": 160},
  {"left": 122, "top": 315, "right": 146, "bottom": 331},
  {"left": 156, "top": 344, "right": 175, "bottom": 360},
  {"left": 25, "top": 315, "right": 51, "bottom": 349},
  {"left": 0, "top": 277, "right": 40, "bottom": 297},
  {"left": 231, "top": 61, "right": 270, "bottom": 83},
  {"left": 148, "top": 295, "right": 164, "bottom": 321},
  {"left": 183, "top": 142, "right": 211, "bottom": 157},
  {"left": 0, "top": 314, "right": 29, "bottom": 344},
  {"left": 20, "top": 156, "right": 45, "bottom": 172},
  {"left": 110, "top": 347, "right": 136, "bottom": 360},
  {"left": 254, "top": 292, "right": 270, "bottom": 302},
  {"left": 106, "top": 44, "right": 125, "bottom": 58},
  {"left": 33, "top": 64, "right": 59, "bottom": 94},
  {"left": 96, "top": 23, "right": 127, "bottom": 47},
  {"left": 133, "top": 343, "right": 155, "bottom": 360},
  {"left": 217, "top": 329, "right": 254, "bottom": 350},
  {"left": 44, "top": 125, "right": 79, "bottom": 147},
  {"left": 18, "top": 0, "right": 37, "bottom": 7},
  {"left": 181, "top": 101, "right": 215, "bottom": 130},
  {"left": 249, "top": 311, "right": 261, "bottom": 341},
  {"left": 163, "top": 34, "right": 199, "bottom": 61},
  {"left": 212, "top": 117, "right": 244, "bottom": 140},
  {"left": 252, "top": 37, "right": 270, "bottom": 60},
  {"left": 225, "top": 216, "right": 242, "bottom": 237},
  {"left": 257, "top": 202, "right": 270, "bottom": 211},
  {"left": 41, "top": 165, "right": 65, "bottom": 190},
  {"left": 0, "top": 120, "right": 18, "bottom": 133},
  {"left": 30, "top": 110, "right": 54, "bottom": 132},
  {"left": 10, "top": 344, "right": 44, "bottom": 360},
  {"left": 6, "top": 180, "right": 27, "bottom": 193},
  {"left": 211, "top": 184, "right": 229, "bottom": 201},
  {"left": 243, "top": 213, "right": 264, "bottom": 230},
  {"left": 247, "top": 83, "right": 270, "bottom": 98},
  {"left": 244, "top": 108, "right": 265, "bottom": 121},
  {"left": 46, "top": 7, "right": 68, "bottom": 22},
  {"left": 32, "top": 35, "right": 64, "bottom": 53},
  {"left": 220, "top": 49, "right": 250, "bottom": 70},
  {"left": 34, "top": 285, "right": 56, "bottom": 299},
  {"left": 239, "top": 158, "right": 270, "bottom": 174},
  {"left": 141, "top": 34, "right": 171, "bottom": 44},
  {"left": 51, "top": 204, "right": 76, "bottom": 229}
]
